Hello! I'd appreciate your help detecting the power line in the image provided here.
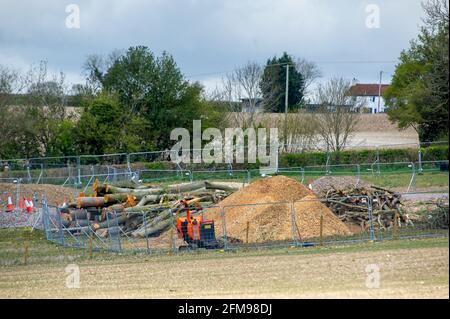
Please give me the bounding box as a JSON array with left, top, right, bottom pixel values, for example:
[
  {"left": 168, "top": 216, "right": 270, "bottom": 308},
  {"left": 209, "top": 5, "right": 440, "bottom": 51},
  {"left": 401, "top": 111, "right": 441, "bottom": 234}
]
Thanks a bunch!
[{"left": 185, "top": 60, "right": 397, "bottom": 79}]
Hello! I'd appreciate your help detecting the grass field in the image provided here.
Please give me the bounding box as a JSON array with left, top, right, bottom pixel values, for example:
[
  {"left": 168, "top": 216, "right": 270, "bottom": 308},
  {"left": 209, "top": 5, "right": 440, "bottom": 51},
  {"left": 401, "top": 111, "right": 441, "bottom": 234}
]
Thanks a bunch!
[{"left": 0, "top": 229, "right": 448, "bottom": 298}]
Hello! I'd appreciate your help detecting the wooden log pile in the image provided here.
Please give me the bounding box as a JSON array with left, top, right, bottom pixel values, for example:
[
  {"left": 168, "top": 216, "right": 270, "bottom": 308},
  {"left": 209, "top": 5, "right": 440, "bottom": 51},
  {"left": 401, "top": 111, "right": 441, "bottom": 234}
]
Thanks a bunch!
[
  {"left": 322, "top": 185, "right": 410, "bottom": 231},
  {"left": 59, "top": 180, "right": 237, "bottom": 238}
]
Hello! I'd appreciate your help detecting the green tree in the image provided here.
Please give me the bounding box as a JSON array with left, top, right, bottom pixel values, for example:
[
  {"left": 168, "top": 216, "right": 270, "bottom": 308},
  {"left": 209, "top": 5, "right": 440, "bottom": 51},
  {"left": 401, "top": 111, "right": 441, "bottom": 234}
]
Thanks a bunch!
[
  {"left": 99, "top": 46, "right": 222, "bottom": 150},
  {"left": 73, "top": 94, "right": 140, "bottom": 154},
  {"left": 260, "top": 52, "right": 305, "bottom": 113},
  {"left": 385, "top": 0, "right": 449, "bottom": 142}
]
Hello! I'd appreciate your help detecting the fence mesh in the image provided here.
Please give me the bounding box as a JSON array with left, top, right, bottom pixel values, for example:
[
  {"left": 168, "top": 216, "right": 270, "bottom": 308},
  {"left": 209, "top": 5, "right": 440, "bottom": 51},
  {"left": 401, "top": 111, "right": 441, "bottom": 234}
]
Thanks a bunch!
[{"left": 26, "top": 190, "right": 446, "bottom": 255}]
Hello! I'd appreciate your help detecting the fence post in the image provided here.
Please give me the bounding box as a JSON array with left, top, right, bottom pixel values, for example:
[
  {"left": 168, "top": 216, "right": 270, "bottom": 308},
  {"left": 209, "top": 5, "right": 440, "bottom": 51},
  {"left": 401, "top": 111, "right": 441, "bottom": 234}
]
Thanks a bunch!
[
  {"left": 367, "top": 197, "right": 375, "bottom": 241},
  {"left": 56, "top": 207, "right": 64, "bottom": 246},
  {"left": 114, "top": 210, "right": 122, "bottom": 252},
  {"left": 76, "top": 156, "right": 81, "bottom": 186},
  {"left": 407, "top": 162, "right": 416, "bottom": 193},
  {"left": 143, "top": 211, "right": 150, "bottom": 254},
  {"left": 356, "top": 164, "right": 361, "bottom": 185},
  {"left": 290, "top": 202, "right": 300, "bottom": 246},
  {"left": 105, "top": 211, "right": 112, "bottom": 252},
  {"left": 26, "top": 162, "right": 32, "bottom": 184},
  {"left": 89, "top": 235, "right": 93, "bottom": 259},
  {"left": 169, "top": 208, "right": 177, "bottom": 254},
  {"left": 41, "top": 195, "right": 49, "bottom": 240},
  {"left": 326, "top": 152, "right": 331, "bottom": 175},
  {"left": 319, "top": 215, "right": 324, "bottom": 246},
  {"left": 220, "top": 207, "right": 229, "bottom": 251},
  {"left": 16, "top": 177, "right": 20, "bottom": 209},
  {"left": 393, "top": 212, "right": 399, "bottom": 240},
  {"left": 376, "top": 147, "right": 381, "bottom": 176},
  {"left": 127, "top": 153, "right": 133, "bottom": 180},
  {"left": 417, "top": 142, "right": 423, "bottom": 174}
]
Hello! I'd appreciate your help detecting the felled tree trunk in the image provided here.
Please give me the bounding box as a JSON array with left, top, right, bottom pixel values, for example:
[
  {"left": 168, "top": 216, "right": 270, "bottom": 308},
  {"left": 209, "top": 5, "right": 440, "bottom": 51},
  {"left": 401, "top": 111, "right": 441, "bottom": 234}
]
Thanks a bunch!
[
  {"left": 165, "top": 181, "right": 205, "bottom": 194},
  {"left": 205, "top": 181, "right": 239, "bottom": 192},
  {"left": 69, "top": 197, "right": 107, "bottom": 208},
  {"left": 131, "top": 209, "right": 173, "bottom": 237}
]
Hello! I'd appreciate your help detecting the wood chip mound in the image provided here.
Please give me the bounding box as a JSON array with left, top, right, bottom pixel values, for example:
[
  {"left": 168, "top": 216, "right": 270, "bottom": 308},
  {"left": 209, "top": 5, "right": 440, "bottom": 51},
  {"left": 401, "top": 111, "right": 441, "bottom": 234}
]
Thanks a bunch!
[{"left": 205, "top": 176, "right": 351, "bottom": 242}]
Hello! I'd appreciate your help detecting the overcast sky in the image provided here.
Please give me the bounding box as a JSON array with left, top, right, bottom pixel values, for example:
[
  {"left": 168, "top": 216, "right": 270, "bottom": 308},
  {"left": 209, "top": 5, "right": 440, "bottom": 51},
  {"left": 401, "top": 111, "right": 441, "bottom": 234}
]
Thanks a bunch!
[{"left": 0, "top": 0, "right": 426, "bottom": 94}]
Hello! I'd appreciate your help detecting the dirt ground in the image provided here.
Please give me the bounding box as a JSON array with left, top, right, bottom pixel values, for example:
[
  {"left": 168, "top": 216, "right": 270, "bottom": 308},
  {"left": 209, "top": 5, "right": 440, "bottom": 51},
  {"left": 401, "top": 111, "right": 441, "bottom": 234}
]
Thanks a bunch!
[
  {"left": 0, "top": 183, "right": 74, "bottom": 207},
  {"left": 232, "top": 113, "right": 419, "bottom": 147},
  {"left": 0, "top": 240, "right": 447, "bottom": 299}
]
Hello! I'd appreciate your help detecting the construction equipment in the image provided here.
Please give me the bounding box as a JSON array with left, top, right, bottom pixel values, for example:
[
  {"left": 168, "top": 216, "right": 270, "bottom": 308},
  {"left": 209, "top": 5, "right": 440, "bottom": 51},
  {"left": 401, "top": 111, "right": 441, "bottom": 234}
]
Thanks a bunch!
[{"left": 176, "top": 199, "right": 221, "bottom": 250}]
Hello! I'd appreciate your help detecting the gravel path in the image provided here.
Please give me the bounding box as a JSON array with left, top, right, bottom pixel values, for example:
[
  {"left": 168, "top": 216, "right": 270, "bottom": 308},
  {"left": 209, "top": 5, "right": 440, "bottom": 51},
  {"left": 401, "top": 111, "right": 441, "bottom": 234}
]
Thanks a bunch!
[
  {"left": 0, "top": 210, "right": 42, "bottom": 229},
  {"left": 402, "top": 193, "right": 449, "bottom": 202}
]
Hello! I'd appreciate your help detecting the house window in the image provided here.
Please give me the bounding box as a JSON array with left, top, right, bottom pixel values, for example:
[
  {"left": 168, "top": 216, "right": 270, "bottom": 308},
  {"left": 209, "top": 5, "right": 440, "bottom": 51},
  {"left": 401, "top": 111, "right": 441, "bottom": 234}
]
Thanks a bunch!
[{"left": 372, "top": 96, "right": 376, "bottom": 102}]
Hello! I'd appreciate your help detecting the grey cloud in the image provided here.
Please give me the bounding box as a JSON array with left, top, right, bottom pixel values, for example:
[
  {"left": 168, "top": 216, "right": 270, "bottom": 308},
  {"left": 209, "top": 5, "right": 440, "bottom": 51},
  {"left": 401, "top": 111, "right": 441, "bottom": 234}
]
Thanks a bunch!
[{"left": 0, "top": 0, "right": 425, "bottom": 89}]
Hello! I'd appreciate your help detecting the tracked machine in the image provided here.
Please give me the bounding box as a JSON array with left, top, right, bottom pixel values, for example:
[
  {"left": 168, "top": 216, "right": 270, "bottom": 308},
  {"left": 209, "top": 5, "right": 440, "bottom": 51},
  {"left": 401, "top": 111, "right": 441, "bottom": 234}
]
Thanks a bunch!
[{"left": 176, "top": 199, "right": 221, "bottom": 250}]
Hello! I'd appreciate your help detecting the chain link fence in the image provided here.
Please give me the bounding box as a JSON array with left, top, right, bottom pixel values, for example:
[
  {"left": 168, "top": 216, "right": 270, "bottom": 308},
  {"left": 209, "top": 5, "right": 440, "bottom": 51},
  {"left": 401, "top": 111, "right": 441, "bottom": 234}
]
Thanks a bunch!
[
  {"left": 38, "top": 191, "right": 448, "bottom": 254},
  {"left": 1, "top": 141, "right": 447, "bottom": 184}
]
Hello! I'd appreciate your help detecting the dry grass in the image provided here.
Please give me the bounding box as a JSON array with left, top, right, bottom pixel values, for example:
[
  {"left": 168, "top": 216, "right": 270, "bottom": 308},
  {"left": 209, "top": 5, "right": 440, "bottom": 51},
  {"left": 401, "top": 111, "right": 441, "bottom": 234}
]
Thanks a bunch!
[{"left": 0, "top": 237, "right": 448, "bottom": 299}]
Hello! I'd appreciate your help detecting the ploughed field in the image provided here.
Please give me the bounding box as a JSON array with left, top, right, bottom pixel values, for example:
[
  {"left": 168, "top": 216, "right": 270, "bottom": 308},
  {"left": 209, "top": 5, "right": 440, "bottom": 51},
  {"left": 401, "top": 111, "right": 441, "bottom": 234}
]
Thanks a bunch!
[{"left": 0, "top": 230, "right": 448, "bottom": 299}]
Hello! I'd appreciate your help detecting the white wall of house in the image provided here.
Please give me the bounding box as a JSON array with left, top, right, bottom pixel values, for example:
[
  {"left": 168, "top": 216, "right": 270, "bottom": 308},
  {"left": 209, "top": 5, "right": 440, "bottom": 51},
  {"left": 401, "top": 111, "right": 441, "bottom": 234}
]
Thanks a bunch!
[{"left": 358, "top": 95, "right": 387, "bottom": 113}]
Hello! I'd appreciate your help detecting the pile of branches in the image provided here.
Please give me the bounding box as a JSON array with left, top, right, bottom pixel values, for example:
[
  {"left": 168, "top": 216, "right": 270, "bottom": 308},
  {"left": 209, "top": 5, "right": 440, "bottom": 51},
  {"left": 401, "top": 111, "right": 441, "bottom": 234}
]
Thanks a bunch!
[
  {"left": 59, "top": 180, "right": 237, "bottom": 238},
  {"left": 323, "top": 185, "right": 410, "bottom": 231},
  {"left": 422, "top": 198, "right": 449, "bottom": 229}
]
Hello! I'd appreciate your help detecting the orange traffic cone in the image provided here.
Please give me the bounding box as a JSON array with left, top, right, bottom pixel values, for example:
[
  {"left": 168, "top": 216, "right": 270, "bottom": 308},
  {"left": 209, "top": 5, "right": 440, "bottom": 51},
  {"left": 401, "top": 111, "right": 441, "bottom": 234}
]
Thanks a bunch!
[
  {"left": 6, "top": 194, "right": 14, "bottom": 212},
  {"left": 19, "top": 197, "right": 25, "bottom": 210},
  {"left": 26, "top": 197, "right": 33, "bottom": 214}
]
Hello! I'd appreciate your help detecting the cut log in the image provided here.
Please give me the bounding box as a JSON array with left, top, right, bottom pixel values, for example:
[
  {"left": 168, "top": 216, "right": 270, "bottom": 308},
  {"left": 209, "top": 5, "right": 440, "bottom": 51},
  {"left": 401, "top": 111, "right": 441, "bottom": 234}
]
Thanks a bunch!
[
  {"left": 69, "top": 197, "right": 107, "bottom": 208},
  {"left": 70, "top": 209, "right": 88, "bottom": 220},
  {"left": 165, "top": 181, "right": 205, "bottom": 194},
  {"left": 132, "top": 218, "right": 172, "bottom": 238},
  {"left": 71, "top": 219, "right": 90, "bottom": 227},
  {"left": 131, "top": 209, "right": 172, "bottom": 237},
  {"left": 205, "top": 181, "right": 239, "bottom": 192},
  {"left": 91, "top": 214, "right": 128, "bottom": 231}
]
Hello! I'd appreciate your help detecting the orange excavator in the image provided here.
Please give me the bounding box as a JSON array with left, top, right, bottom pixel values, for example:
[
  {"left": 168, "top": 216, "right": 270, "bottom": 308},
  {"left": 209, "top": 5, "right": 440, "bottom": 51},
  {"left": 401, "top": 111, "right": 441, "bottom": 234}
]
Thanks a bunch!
[{"left": 176, "top": 199, "right": 221, "bottom": 250}]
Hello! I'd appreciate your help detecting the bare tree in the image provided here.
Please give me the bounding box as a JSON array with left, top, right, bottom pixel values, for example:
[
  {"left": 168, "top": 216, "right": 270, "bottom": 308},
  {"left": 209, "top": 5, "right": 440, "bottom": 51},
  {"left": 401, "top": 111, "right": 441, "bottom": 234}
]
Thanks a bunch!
[
  {"left": 296, "top": 58, "right": 322, "bottom": 93},
  {"left": 313, "top": 77, "right": 362, "bottom": 152},
  {"left": 264, "top": 111, "right": 319, "bottom": 153},
  {"left": 82, "top": 54, "right": 105, "bottom": 94},
  {"left": 422, "top": 0, "right": 449, "bottom": 29},
  {"left": 220, "top": 61, "right": 263, "bottom": 129}
]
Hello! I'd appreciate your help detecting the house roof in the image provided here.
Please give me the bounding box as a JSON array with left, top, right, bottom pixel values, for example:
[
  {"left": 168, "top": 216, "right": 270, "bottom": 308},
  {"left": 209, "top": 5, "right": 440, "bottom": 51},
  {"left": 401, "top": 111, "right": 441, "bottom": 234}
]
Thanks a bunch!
[{"left": 348, "top": 84, "right": 390, "bottom": 96}]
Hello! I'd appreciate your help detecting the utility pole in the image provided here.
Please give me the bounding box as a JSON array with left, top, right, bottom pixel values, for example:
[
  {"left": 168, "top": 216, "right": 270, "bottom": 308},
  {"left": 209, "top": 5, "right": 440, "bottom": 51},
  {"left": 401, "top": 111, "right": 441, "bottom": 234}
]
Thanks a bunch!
[
  {"left": 284, "top": 64, "right": 289, "bottom": 151},
  {"left": 377, "top": 70, "right": 383, "bottom": 113}
]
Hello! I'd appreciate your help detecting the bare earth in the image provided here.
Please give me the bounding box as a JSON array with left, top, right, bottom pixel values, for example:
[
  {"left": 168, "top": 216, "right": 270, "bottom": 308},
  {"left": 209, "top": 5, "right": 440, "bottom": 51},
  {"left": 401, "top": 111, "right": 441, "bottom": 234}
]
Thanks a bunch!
[{"left": 0, "top": 245, "right": 447, "bottom": 299}]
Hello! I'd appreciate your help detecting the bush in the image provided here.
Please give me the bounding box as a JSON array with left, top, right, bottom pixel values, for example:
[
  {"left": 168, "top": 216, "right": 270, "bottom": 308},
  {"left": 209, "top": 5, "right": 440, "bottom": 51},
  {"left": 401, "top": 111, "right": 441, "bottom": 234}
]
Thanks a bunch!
[
  {"left": 278, "top": 145, "right": 448, "bottom": 168},
  {"left": 422, "top": 145, "right": 449, "bottom": 162}
]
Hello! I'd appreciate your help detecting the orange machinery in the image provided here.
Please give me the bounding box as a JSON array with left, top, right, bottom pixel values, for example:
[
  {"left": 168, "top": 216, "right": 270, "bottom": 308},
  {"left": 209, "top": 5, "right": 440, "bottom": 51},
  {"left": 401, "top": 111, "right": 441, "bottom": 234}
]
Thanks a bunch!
[{"left": 176, "top": 199, "right": 220, "bottom": 250}]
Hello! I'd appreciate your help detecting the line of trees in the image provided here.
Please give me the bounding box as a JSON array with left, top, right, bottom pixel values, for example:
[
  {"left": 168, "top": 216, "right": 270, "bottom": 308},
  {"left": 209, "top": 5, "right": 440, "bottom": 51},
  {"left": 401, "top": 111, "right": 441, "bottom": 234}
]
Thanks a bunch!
[
  {"left": 0, "top": 47, "right": 223, "bottom": 159},
  {"left": 0, "top": 0, "right": 447, "bottom": 160}
]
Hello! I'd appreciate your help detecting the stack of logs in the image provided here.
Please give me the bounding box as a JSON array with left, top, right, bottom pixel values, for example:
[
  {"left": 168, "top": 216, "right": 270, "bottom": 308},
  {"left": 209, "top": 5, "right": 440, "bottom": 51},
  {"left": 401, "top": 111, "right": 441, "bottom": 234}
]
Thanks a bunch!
[
  {"left": 322, "top": 185, "right": 409, "bottom": 231},
  {"left": 59, "top": 180, "right": 238, "bottom": 238}
]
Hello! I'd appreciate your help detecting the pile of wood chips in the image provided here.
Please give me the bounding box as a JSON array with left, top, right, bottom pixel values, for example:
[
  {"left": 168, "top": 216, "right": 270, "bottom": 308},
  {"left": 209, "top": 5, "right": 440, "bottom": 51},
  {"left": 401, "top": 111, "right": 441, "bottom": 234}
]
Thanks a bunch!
[{"left": 205, "top": 176, "right": 351, "bottom": 243}]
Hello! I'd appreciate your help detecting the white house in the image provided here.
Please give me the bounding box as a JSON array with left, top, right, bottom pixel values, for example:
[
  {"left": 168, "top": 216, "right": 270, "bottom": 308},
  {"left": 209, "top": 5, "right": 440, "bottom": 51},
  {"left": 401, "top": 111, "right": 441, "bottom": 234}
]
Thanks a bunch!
[{"left": 348, "top": 83, "right": 390, "bottom": 114}]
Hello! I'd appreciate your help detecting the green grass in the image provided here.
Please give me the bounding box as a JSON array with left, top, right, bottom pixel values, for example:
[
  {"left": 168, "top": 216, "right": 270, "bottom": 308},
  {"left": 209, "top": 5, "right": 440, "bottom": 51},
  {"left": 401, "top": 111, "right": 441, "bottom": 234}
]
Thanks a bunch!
[
  {"left": 0, "top": 228, "right": 448, "bottom": 267},
  {"left": 269, "top": 170, "right": 449, "bottom": 191}
]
